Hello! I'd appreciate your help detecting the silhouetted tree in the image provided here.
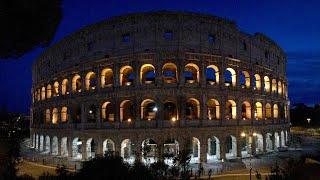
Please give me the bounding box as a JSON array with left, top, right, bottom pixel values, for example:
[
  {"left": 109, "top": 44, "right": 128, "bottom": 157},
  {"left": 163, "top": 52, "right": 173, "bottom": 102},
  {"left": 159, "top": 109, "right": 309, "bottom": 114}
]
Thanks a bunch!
[{"left": 0, "top": 0, "right": 63, "bottom": 59}]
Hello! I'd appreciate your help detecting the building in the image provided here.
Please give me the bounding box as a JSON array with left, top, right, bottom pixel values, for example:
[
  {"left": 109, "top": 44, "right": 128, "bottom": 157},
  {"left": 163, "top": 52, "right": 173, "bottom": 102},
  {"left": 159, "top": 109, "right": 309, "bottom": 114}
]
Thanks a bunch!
[{"left": 30, "top": 11, "right": 289, "bottom": 164}]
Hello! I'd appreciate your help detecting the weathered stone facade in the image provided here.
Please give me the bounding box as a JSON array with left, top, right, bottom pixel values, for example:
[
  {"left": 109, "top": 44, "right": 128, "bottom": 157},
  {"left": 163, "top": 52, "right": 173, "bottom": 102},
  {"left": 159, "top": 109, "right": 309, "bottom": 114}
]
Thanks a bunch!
[{"left": 30, "top": 11, "right": 289, "bottom": 163}]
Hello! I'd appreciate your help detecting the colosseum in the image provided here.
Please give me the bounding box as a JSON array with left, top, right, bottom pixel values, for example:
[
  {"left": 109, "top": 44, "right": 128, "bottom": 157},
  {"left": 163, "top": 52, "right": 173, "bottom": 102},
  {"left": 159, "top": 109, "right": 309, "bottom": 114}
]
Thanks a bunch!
[{"left": 30, "top": 11, "right": 290, "bottom": 165}]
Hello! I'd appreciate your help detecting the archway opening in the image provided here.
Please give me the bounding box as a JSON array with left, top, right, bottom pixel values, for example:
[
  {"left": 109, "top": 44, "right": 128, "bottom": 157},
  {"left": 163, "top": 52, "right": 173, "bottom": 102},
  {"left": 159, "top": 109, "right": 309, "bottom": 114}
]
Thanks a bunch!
[
  {"left": 61, "top": 137, "right": 68, "bottom": 157},
  {"left": 85, "top": 72, "right": 96, "bottom": 90},
  {"left": 87, "top": 104, "right": 96, "bottom": 123},
  {"left": 224, "top": 68, "right": 236, "bottom": 87},
  {"left": 140, "top": 64, "right": 155, "bottom": 84},
  {"left": 266, "top": 103, "right": 272, "bottom": 119},
  {"left": 266, "top": 133, "right": 273, "bottom": 151},
  {"left": 226, "top": 135, "right": 237, "bottom": 159},
  {"left": 274, "top": 132, "right": 280, "bottom": 149},
  {"left": 255, "top": 102, "right": 263, "bottom": 120},
  {"left": 241, "top": 101, "right": 251, "bottom": 120},
  {"left": 72, "top": 74, "right": 81, "bottom": 93},
  {"left": 52, "top": 108, "right": 58, "bottom": 124},
  {"left": 45, "top": 136, "right": 50, "bottom": 153},
  {"left": 254, "top": 74, "right": 261, "bottom": 90},
  {"left": 207, "top": 136, "right": 220, "bottom": 162},
  {"left": 206, "top": 65, "right": 219, "bottom": 85},
  {"left": 45, "top": 109, "right": 51, "bottom": 124},
  {"left": 61, "top": 107, "right": 68, "bottom": 123},
  {"left": 264, "top": 76, "right": 270, "bottom": 92},
  {"left": 86, "top": 138, "right": 96, "bottom": 159},
  {"left": 190, "top": 137, "right": 200, "bottom": 163},
  {"left": 41, "top": 87, "right": 46, "bottom": 100},
  {"left": 120, "top": 66, "right": 134, "bottom": 86},
  {"left": 120, "top": 100, "right": 134, "bottom": 122},
  {"left": 272, "top": 79, "right": 277, "bottom": 93},
  {"left": 240, "top": 71, "right": 250, "bottom": 88},
  {"left": 103, "top": 139, "right": 115, "bottom": 155},
  {"left": 46, "top": 84, "right": 52, "bottom": 98},
  {"left": 52, "top": 136, "right": 58, "bottom": 155},
  {"left": 207, "top": 99, "right": 220, "bottom": 120},
  {"left": 163, "top": 101, "right": 177, "bottom": 121},
  {"left": 142, "top": 139, "right": 157, "bottom": 164},
  {"left": 62, "top": 79, "right": 69, "bottom": 95},
  {"left": 121, "top": 139, "right": 135, "bottom": 164},
  {"left": 162, "top": 63, "right": 177, "bottom": 84},
  {"left": 185, "top": 98, "right": 200, "bottom": 120},
  {"left": 101, "top": 102, "right": 114, "bottom": 122},
  {"left": 225, "top": 100, "right": 236, "bottom": 120},
  {"left": 72, "top": 138, "right": 82, "bottom": 160},
  {"left": 141, "top": 99, "right": 157, "bottom": 121},
  {"left": 101, "top": 68, "right": 113, "bottom": 88},
  {"left": 255, "top": 133, "right": 264, "bottom": 154},
  {"left": 53, "top": 82, "right": 59, "bottom": 97},
  {"left": 184, "top": 63, "right": 199, "bottom": 84},
  {"left": 273, "top": 104, "right": 279, "bottom": 119},
  {"left": 163, "top": 138, "right": 179, "bottom": 165}
]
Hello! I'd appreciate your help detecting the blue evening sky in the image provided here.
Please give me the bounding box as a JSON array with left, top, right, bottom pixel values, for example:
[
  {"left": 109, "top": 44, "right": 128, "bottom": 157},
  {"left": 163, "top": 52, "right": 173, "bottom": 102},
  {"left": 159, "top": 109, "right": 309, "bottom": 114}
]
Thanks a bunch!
[{"left": 0, "top": 0, "right": 319, "bottom": 114}]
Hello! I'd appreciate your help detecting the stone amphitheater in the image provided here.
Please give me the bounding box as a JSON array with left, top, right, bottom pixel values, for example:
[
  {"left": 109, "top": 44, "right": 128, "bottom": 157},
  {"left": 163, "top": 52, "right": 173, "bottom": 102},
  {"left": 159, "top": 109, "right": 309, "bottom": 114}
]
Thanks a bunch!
[{"left": 30, "top": 11, "right": 290, "bottom": 164}]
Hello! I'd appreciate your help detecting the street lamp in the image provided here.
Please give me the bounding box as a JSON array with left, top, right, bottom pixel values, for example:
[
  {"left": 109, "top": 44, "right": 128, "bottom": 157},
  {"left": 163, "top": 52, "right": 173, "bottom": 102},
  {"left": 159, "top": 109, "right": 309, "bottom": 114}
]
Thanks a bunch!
[{"left": 307, "top": 118, "right": 311, "bottom": 124}]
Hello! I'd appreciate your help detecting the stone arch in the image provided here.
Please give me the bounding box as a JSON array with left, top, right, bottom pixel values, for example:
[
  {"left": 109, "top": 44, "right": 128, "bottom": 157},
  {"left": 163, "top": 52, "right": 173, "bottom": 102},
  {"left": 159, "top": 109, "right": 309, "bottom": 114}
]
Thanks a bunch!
[
  {"left": 184, "top": 63, "right": 199, "bottom": 84},
  {"left": 190, "top": 137, "right": 200, "bottom": 163},
  {"left": 86, "top": 138, "right": 96, "bottom": 159},
  {"left": 39, "top": 135, "right": 44, "bottom": 152},
  {"left": 207, "top": 136, "right": 220, "bottom": 162},
  {"left": 45, "top": 135, "right": 50, "bottom": 153},
  {"left": 62, "top": 79, "right": 69, "bottom": 95},
  {"left": 52, "top": 136, "right": 58, "bottom": 155},
  {"left": 72, "top": 137, "right": 82, "bottom": 160},
  {"left": 101, "top": 101, "right": 114, "bottom": 122},
  {"left": 264, "top": 76, "right": 271, "bottom": 92},
  {"left": 265, "top": 133, "right": 273, "bottom": 151},
  {"left": 226, "top": 135, "right": 237, "bottom": 159},
  {"left": 103, "top": 139, "right": 115, "bottom": 155},
  {"left": 163, "top": 101, "right": 178, "bottom": 121},
  {"left": 41, "top": 87, "right": 46, "bottom": 100},
  {"left": 85, "top": 71, "right": 96, "bottom": 90},
  {"left": 207, "top": 99, "right": 220, "bottom": 120},
  {"left": 120, "top": 100, "right": 134, "bottom": 122},
  {"left": 241, "top": 101, "right": 251, "bottom": 120},
  {"left": 163, "top": 138, "right": 179, "bottom": 165},
  {"left": 224, "top": 68, "right": 236, "bottom": 87},
  {"left": 273, "top": 104, "right": 279, "bottom": 119},
  {"left": 254, "top": 74, "right": 261, "bottom": 90},
  {"left": 240, "top": 71, "right": 250, "bottom": 88},
  {"left": 255, "top": 102, "right": 263, "bottom": 120},
  {"left": 206, "top": 65, "right": 219, "bottom": 85},
  {"left": 142, "top": 138, "right": 157, "bottom": 164},
  {"left": 120, "top": 65, "right": 134, "bottom": 86},
  {"left": 274, "top": 132, "right": 280, "bottom": 149},
  {"left": 46, "top": 84, "right": 52, "bottom": 99},
  {"left": 266, "top": 103, "right": 272, "bottom": 119},
  {"left": 225, "top": 100, "right": 237, "bottom": 120},
  {"left": 52, "top": 108, "right": 58, "bottom": 124},
  {"left": 61, "top": 106, "right": 68, "bottom": 123},
  {"left": 272, "top": 79, "right": 277, "bottom": 93},
  {"left": 162, "top": 63, "right": 178, "bottom": 84},
  {"left": 186, "top": 98, "right": 200, "bottom": 120},
  {"left": 101, "top": 68, "right": 113, "bottom": 88},
  {"left": 72, "top": 74, "right": 81, "bottom": 92},
  {"left": 140, "top": 64, "right": 155, "bottom": 84},
  {"left": 61, "top": 137, "right": 68, "bottom": 157},
  {"left": 45, "top": 109, "right": 51, "bottom": 124},
  {"left": 141, "top": 99, "right": 157, "bottom": 120},
  {"left": 121, "top": 139, "right": 135, "bottom": 163}
]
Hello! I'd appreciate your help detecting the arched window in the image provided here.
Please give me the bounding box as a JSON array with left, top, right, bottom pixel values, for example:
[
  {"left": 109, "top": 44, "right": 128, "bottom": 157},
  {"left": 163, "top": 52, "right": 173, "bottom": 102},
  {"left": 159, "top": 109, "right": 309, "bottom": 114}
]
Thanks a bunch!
[
  {"left": 240, "top": 71, "right": 250, "bottom": 88},
  {"left": 53, "top": 81, "right": 59, "bottom": 97},
  {"left": 120, "top": 100, "right": 134, "bottom": 122},
  {"left": 206, "top": 65, "right": 219, "bottom": 85},
  {"left": 87, "top": 105, "right": 96, "bottom": 123},
  {"left": 163, "top": 101, "right": 177, "bottom": 121},
  {"left": 45, "top": 109, "right": 50, "bottom": 123},
  {"left": 264, "top": 76, "right": 270, "bottom": 92},
  {"left": 273, "top": 104, "right": 279, "bottom": 118},
  {"left": 185, "top": 98, "right": 200, "bottom": 120},
  {"left": 254, "top": 74, "right": 261, "bottom": 90},
  {"left": 61, "top": 107, "right": 68, "bottom": 123},
  {"left": 41, "top": 87, "right": 46, "bottom": 100},
  {"left": 278, "top": 81, "right": 282, "bottom": 95},
  {"left": 62, "top": 79, "right": 69, "bottom": 95},
  {"left": 255, "top": 102, "right": 263, "bottom": 120},
  {"left": 272, "top": 79, "right": 277, "bottom": 93},
  {"left": 101, "top": 68, "right": 113, "bottom": 88},
  {"left": 46, "top": 85, "right": 52, "bottom": 99},
  {"left": 162, "top": 63, "right": 178, "bottom": 84},
  {"left": 101, "top": 102, "right": 114, "bottom": 122},
  {"left": 184, "top": 63, "right": 199, "bottom": 84},
  {"left": 85, "top": 72, "right": 96, "bottom": 90},
  {"left": 265, "top": 103, "right": 272, "bottom": 119},
  {"left": 241, "top": 101, "right": 251, "bottom": 120},
  {"left": 72, "top": 75, "right": 81, "bottom": 92},
  {"left": 224, "top": 68, "right": 236, "bottom": 87},
  {"left": 120, "top": 66, "right": 134, "bottom": 86},
  {"left": 207, "top": 99, "right": 220, "bottom": 120},
  {"left": 225, "top": 100, "right": 236, "bottom": 120},
  {"left": 140, "top": 64, "right": 155, "bottom": 84},
  {"left": 52, "top": 108, "right": 58, "bottom": 124},
  {"left": 141, "top": 99, "right": 157, "bottom": 120}
]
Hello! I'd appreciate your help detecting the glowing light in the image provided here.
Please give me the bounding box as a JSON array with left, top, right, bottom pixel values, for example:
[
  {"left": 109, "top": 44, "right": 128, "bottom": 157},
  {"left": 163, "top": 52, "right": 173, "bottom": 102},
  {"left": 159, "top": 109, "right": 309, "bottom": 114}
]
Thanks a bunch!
[
  {"left": 128, "top": 118, "right": 132, "bottom": 122},
  {"left": 241, "top": 132, "right": 246, "bottom": 137},
  {"left": 253, "top": 132, "right": 257, "bottom": 137},
  {"left": 153, "top": 107, "right": 158, "bottom": 112},
  {"left": 171, "top": 117, "right": 176, "bottom": 122},
  {"left": 89, "top": 110, "right": 93, "bottom": 114}
]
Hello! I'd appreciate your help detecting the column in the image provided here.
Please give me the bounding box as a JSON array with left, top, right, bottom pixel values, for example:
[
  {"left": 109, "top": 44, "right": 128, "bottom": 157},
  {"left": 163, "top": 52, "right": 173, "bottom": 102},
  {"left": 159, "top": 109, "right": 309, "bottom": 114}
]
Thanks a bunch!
[
  {"left": 82, "top": 140, "right": 87, "bottom": 160},
  {"left": 251, "top": 136, "right": 256, "bottom": 155},
  {"left": 96, "top": 103, "right": 101, "bottom": 128},
  {"left": 200, "top": 137, "right": 207, "bottom": 163},
  {"left": 134, "top": 61, "right": 140, "bottom": 88},
  {"left": 200, "top": 61, "right": 206, "bottom": 88},
  {"left": 179, "top": 60, "right": 185, "bottom": 86},
  {"left": 262, "top": 134, "right": 267, "bottom": 152},
  {"left": 68, "top": 137, "right": 73, "bottom": 158},
  {"left": 236, "top": 137, "right": 242, "bottom": 158},
  {"left": 114, "top": 63, "right": 120, "bottom": 87},
  {"left": 96, "top": 67, "right": 101, "bottom": 92},
  {"left": 219, "top": 139, "right": 226, "bottom": 161},
  {"left": 200, "top": 94, "right": 207, "bottom": 126}
]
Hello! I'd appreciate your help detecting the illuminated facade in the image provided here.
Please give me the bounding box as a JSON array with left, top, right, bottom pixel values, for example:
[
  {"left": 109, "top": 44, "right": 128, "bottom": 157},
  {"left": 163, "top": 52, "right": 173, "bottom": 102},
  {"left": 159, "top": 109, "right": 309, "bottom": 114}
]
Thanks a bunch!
[{"left": 30, "top": 11, "right": 289, "bottom": 163}]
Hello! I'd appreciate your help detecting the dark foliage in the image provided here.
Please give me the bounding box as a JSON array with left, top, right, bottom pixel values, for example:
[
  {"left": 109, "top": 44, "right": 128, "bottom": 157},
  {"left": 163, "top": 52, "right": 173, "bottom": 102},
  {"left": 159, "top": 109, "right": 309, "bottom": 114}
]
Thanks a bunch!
[
  {"left": 0, "top": 0, "right": 63, "bottom": 59},
  {"left": 290, "top": 103, "right": 320, "bottom": 126}
]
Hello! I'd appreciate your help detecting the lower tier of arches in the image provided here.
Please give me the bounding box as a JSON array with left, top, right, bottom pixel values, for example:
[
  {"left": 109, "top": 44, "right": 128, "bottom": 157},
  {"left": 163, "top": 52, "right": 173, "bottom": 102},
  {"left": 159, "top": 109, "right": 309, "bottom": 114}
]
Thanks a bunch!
[{"left": 31, "top": 125, "right": 289, "bottom": 164}]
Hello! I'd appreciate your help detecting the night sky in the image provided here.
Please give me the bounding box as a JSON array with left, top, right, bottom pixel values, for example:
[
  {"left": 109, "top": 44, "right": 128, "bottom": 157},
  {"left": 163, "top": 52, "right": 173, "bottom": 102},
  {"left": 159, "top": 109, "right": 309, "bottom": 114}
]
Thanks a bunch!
[{"left": 0, "top": 0, "right": 319, "bottom": 114}]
